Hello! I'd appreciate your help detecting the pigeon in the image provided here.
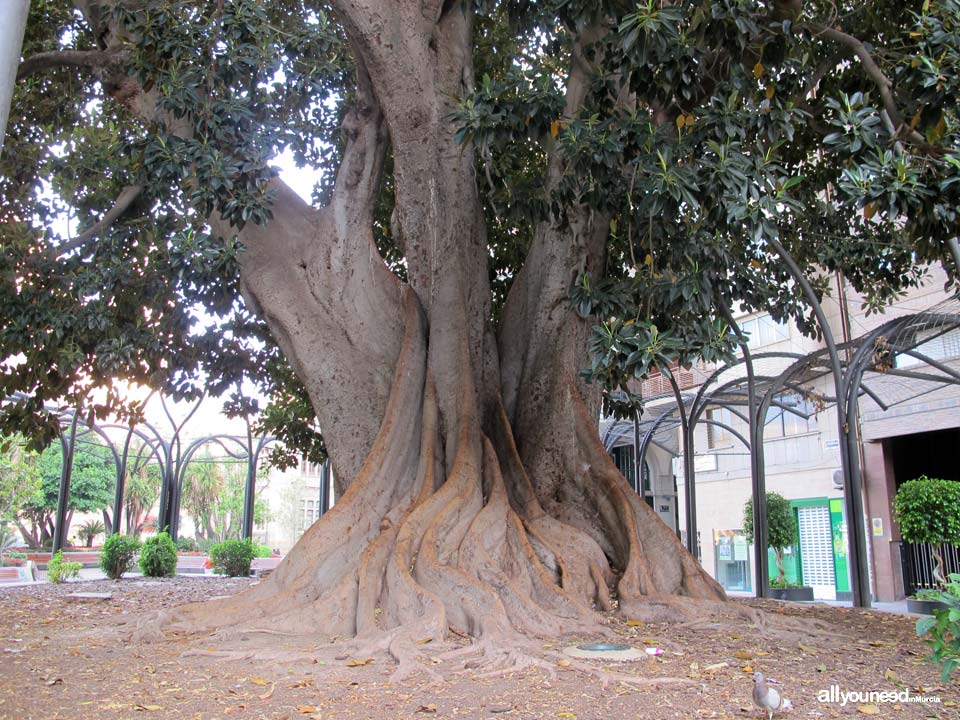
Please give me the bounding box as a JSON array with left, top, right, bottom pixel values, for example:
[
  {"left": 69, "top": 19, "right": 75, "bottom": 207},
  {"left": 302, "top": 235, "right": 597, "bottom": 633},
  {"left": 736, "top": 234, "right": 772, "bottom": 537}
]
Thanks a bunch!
[{"left": 752, "top": 671, "right": 793, "bottom": 719}]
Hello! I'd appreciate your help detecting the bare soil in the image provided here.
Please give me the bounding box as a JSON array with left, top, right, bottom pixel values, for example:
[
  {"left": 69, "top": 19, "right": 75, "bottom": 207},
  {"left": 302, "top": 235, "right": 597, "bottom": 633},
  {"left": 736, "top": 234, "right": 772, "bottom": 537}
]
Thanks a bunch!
[{"left": 0, "top": 577, "right": 955, "bottom": 720}]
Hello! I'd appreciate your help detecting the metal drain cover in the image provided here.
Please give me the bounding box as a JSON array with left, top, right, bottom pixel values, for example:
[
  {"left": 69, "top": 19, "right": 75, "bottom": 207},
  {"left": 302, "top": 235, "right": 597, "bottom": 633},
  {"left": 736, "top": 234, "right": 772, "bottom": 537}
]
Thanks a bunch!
[{"left": 563, "top": 641, "right": 646, "bottom": 662}]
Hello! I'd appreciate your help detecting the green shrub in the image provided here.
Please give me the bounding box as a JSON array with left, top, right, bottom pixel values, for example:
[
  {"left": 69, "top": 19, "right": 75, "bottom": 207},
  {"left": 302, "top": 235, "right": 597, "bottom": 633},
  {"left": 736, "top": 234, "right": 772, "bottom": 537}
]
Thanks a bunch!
[
  {"left": 769, "top": 576, "right": 804, "bottom": 590},
  {"left": 99, "top": 533, "right": 141, "bottom": 580},
  {"left": 253, "top": 543, "right": 272, "bottom": 558},
  {"left": 894, "top": 477, "right": 960, "bottom": 585},
  {"left": 916, "top": 573, "right": 960, "bottom": 682},
  {"left": 176, "top": 536, "right": 199, "bottom": 552},
  {"left": 209, "top": 538, "right": 255, "bottom": 577},
  {"left": 47, "top": 550, "right": 81, "bottom": 583},
  {"left": 138, "top": 532, "right": 177, "bottom": 577}
]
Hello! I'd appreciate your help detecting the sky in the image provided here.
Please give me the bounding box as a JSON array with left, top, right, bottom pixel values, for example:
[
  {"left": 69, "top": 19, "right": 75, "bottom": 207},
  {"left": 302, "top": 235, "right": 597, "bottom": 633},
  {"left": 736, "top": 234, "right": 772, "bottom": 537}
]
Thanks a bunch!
[{"left": 132, "top": 152, "right": 324, "bottom": 440}]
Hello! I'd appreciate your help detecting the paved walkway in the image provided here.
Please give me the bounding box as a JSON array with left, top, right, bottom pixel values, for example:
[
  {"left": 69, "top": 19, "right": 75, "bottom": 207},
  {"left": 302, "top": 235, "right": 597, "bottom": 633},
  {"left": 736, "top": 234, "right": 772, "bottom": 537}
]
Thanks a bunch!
[
  {"left": 727, "top": 590, "right": 914, "bottom": 615},
  {"left": 0, "top": 566, "right": 230, "bottom": 588},
  {"left": 3, "top": 573, "right": 918, "bottom": 615}
]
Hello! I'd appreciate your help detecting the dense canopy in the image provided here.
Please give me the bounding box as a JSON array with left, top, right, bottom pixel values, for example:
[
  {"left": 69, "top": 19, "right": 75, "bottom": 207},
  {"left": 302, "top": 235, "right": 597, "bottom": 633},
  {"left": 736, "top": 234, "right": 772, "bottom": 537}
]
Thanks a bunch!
[
  {"left": 3, "top": 0, "right": 957, "bottom": 439},
  {"left": 1, "top": 0, "right": 959, "bottom": 654}
]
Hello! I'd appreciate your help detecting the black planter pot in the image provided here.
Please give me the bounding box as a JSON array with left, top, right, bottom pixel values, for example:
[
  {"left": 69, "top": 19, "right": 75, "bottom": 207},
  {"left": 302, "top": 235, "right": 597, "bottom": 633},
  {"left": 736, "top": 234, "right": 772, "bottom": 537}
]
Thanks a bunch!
[
  {"left": 769, "top": 586, "right": 815, "bottom": 601},
  {"left": 906, "top": 597, "right": 951, "bottom": 615}
]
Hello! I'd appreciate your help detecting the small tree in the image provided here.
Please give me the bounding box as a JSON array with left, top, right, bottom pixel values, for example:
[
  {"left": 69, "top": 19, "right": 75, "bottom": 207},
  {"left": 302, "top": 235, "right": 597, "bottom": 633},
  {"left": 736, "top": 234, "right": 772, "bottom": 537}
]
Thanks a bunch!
[
  {"left": 123, "top": 460, "right": 161, "bottom": 538},
  {"left": 138, "top": 531, "right": 177, "bottom": 577},
  {"left": 18, "top": 440, "right": 114, "bottom": 549},
  {"left": 77, "top": 519, "right": 105, "bottom": 547},
  {"left": 99, "top": 533, "right": 141, "bottom": 580},
  {"left": 743, "top": 493, "right": 798, "bottom": 584},
  {"left": 894, "top": 477, "right": 960, "bottom": 586}
]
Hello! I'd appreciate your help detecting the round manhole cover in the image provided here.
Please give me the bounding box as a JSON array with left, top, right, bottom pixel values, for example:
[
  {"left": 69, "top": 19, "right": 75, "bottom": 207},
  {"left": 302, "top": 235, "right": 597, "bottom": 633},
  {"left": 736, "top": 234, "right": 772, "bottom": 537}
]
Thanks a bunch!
[{"left": 576, "top": 643, "right": 632, "bottom": 652}]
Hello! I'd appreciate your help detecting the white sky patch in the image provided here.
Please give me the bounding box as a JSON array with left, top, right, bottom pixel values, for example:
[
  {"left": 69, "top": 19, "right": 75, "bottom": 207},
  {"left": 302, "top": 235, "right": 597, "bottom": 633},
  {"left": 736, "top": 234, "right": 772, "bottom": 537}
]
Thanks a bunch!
[{"left": 274, "top": 148, "right": 326, "bottom": 203}]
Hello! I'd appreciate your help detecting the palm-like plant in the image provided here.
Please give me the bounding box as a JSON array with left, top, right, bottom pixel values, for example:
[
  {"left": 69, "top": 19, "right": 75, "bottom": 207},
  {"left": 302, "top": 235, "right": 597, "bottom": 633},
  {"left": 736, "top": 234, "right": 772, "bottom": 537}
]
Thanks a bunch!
[{"left": 77, "top": 519, "right": 106, "bottom": 548}]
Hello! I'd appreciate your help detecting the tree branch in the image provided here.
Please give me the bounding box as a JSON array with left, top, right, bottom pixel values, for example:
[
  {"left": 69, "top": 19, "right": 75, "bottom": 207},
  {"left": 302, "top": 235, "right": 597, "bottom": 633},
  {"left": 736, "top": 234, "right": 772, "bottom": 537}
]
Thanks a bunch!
[
  {"left": 16, "top": 48, "right": 127, "bottom": 81},
  {"left": 331, "top": 48, "right": 389, "bottom": 234},
  {"left": 806, "top": 22, "right": 926, "bottom": 145},
  {"left": 53, "top": 184, "right": 144, "bottom": 259}
]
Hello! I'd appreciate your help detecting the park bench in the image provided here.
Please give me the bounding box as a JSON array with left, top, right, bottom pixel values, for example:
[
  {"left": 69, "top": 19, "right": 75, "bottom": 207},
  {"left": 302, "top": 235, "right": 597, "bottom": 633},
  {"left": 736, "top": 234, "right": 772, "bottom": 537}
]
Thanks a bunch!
[
  {"left": 251, "top": 557, "right": 281, "bottom": 577},
  {"left": 0, "top": 564, "right": 35, "bottom": 584},
  {"left": 175, "top": 555, "right": 209, "bottom": 574}
]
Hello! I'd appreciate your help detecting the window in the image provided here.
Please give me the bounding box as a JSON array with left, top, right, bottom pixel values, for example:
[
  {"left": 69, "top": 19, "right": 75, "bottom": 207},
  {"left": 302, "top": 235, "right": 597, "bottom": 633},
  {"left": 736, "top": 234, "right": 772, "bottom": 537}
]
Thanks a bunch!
[
  {"left": 706, "top": 407, "right": 741, "bottom": 448},
  {"left": 738, "top": 314, "right": 790, "bottom": 351},
  {"left": 896, "top": 327, "right": 960, "bottom": 368},
  {"left": 609, "top": 445, "right": 653, "bottom": 500},
  {"left": 297, "top": 499, "right": 318, "bottom": 534},
  {"left": 714, "top": 529, "right": 751, "bottom": 592},
  {"left": 302, "top": 460, "right": 322, "bottom": 476},
  {"left": 611, "top": 445, "right": 636, "bottom": 490},
  {"left": 764, "top": 394, "right": 816, "bottom": 438}
]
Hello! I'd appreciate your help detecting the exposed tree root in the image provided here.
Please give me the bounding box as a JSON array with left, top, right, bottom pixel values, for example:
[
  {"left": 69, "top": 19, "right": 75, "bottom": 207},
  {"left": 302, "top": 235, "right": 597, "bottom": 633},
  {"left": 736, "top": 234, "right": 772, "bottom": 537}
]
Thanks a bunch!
[{"left": 125, "top": 289, "right": 819, "bottom": 684}]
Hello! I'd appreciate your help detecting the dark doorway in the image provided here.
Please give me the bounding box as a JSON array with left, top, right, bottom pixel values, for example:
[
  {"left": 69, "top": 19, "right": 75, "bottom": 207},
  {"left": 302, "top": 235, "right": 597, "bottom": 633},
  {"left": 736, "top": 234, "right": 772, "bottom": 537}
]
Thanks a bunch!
[{"left": 891, "top": 427, "right": 960, "bottom": 487}]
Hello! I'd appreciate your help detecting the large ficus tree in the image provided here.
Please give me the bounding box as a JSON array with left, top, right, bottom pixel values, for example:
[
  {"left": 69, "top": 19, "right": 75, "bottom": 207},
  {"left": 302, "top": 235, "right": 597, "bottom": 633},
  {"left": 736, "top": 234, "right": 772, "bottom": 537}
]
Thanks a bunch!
[{"left": 2, "top": 0, "right": 958, "bottom": 661}]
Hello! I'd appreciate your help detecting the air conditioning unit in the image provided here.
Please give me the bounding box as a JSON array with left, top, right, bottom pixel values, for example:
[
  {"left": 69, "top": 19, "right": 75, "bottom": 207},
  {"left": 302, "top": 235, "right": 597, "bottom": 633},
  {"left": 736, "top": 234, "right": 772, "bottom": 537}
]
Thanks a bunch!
[{"left": 832, "top": 469, "right": 844, "bottom": 490}]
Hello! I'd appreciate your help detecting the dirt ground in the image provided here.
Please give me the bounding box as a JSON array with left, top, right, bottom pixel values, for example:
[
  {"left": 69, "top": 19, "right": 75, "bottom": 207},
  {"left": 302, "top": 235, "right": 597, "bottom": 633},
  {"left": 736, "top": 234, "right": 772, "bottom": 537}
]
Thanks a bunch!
[{"left": 0, "top": 577, "right": 955, "bottom": 720}]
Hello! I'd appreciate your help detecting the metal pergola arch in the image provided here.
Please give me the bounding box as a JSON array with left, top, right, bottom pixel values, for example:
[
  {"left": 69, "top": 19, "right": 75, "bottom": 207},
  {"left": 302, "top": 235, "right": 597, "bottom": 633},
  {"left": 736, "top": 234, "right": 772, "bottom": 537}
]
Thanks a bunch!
[
  {"left": 4, "top": 392, "right": 284, "bottom": 553},
  {"left": 603, "top": 293, "right": 960, "bottom": 607}
]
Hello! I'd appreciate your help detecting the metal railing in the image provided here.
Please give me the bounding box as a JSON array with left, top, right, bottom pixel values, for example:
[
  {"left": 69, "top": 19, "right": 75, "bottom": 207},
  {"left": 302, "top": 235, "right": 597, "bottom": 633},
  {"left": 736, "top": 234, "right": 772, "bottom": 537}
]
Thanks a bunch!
[{"left": 901, "top": 541, "right": 960, "bottom": 594}]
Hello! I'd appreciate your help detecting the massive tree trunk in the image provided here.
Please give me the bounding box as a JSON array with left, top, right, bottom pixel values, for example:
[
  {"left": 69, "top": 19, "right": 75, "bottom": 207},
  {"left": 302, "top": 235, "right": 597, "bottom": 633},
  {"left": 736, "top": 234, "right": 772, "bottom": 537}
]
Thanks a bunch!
[
  {"left": 68, "top": 0, "right": 726, "bottom": 659},
  {"left": 146, "top": 2, "right": 724, "bottom": 658}
]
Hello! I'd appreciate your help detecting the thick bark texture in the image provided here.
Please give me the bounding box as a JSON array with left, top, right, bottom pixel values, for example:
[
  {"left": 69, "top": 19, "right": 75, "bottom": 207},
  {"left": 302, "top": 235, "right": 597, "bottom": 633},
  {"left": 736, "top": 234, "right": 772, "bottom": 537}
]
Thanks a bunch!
[{"left": 77, "top": 0, "right": 730, "bottom": 660}]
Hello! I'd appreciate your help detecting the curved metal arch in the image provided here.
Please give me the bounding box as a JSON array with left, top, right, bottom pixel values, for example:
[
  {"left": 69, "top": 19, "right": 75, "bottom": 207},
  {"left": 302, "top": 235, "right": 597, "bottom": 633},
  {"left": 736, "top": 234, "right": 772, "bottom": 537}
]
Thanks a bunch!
[
  {"left": 169, "top": 433, "right": 252, "bottom": 540},
  {"left": 689, "top": 351, "right": 807, "bottom": 424},
  {"left": 166, "top": 430, "right": 277, "bottom": 541}
]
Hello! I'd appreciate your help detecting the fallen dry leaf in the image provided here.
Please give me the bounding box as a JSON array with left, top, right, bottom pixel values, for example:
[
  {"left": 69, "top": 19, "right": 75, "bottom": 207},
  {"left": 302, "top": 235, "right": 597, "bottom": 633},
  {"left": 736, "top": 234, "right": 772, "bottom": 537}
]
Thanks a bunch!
[
  {"left": 287, "top": 679, "right": 314, "bottom": 688},
  {"left": 703, "top": 662, "right": 728, "bottom": 672},
  {"left": 346, "top": 658, "right": 375, "bottom": 667},
  {"left": 415, "top": 637, "right": 433, "bottom": 645},
  {"left": 416, "top": 704, "right": 437, "bottom": 713},
  {"left": 733, "top": 651, "right": 752, "bottom": 660},
  {"left": 134, "top": 704, "right": 163, "bottom": 711},
  {"left": 856, "top": 704, "right": 880, "bottom": 714},
  {"left": 258, "top": 683, "right": 275, "bottom": 700},
  {"left": 883, "top": 668, "right": 898, "bottom": 683},
  {"left": 45, "top": 678, "right": 63, "bottom": 686},
  {"left": 798, "top": 643, "right": 817, "bottom": 655},
  {"left": 625, "top": 620, "right": 644, "bottom": 627},
  {"left": 557, "top": 659, "right": 571, "bottom": 667},
  {"left": 298, "top": 706, "right": 318, "bottom": 714},
  {"left": 251, "top": 677, "right": 271, "bottom": 686},
  {"left": 742, "top": 665, "right": 753, "bottom": 673}
]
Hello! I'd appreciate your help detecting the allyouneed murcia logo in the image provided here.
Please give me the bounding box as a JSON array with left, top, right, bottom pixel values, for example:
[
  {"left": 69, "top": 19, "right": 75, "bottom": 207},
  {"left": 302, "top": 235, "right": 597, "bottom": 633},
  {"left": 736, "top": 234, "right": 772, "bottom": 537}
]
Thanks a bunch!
[{"left": 817, "top": 685, "right": 942, "bottom": 706}]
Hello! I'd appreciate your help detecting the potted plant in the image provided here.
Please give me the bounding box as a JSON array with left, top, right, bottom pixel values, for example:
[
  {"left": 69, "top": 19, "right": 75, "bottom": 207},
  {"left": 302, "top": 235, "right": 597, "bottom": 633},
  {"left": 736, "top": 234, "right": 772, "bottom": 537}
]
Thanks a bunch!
[
  {"left": 893, "top": 476, "right": 960, "bottom": 614},
  {"left": 744, "top": 492, "right": 813, "bottom": 601}
]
